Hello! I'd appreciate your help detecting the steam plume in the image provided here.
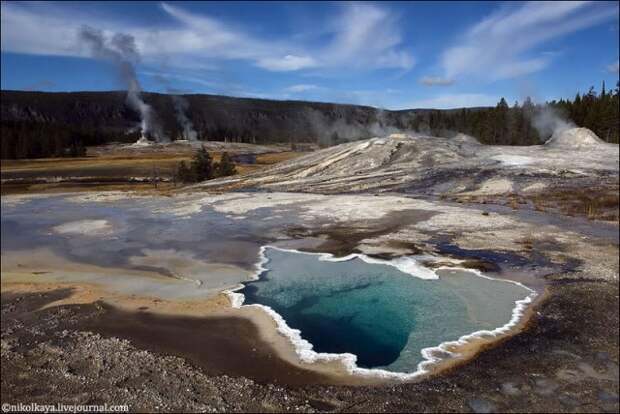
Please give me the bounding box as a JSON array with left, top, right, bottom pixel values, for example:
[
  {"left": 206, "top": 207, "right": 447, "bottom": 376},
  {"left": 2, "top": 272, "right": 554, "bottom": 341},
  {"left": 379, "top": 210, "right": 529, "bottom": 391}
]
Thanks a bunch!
[
  {"left": 532, "top": 105, "right": 575, "bottom": 139},
  {"left": 304, "top": 108, "right": 408, "bottom": 146},
  {"left": 78, "top": 26, "right": 164, "bottom": 142},
  {"left": 151, "top": 72, "right": 198, "bottom": 141},
  {"left": 169, "top": 92, "right": 197, "bottom": 141}
]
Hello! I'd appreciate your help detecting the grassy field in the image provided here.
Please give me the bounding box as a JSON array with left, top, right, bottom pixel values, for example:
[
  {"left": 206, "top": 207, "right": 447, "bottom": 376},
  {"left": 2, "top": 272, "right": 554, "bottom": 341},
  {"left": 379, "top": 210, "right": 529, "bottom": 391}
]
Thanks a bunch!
[{"left": 1, "top": 144, "right": 304, "bottom": 195}]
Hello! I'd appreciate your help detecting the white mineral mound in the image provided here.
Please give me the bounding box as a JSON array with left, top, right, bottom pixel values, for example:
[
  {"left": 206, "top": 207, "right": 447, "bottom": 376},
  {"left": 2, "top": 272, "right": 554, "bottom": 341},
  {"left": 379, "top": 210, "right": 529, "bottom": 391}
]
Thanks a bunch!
[
  {"left": 452, "top": 133, "right": 480, "bottom": 145},
  {"left": 197, "top": 129, "right": 618, "bottom": 194},
  {"left": 544, "top": 127, "right": 605, "bottom": 148},
  {"left": 131, "top": 136, "right": 153, "bottom": 147}
]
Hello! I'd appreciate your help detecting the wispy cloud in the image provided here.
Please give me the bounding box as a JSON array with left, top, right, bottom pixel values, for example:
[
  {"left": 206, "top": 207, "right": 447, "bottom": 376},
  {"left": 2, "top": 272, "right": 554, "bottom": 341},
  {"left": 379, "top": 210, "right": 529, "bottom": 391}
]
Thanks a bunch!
[
  {"left": 154, "top": 3, "right": 277, "bottom": 63},
  {"left": 1, "top": 2, "right": 93, "bottom": 57},
  {"left": 160, "top": 2, "right": 414, "bottom": 72},
  {"left": 407, "top": 93, "right": 501, "bottom": 109},
  {"left": 257, "top": 55, "right": 317, "bottom": 72},
  {"left": 1, "top": 1, "right": 413, "bottom": 74},
  {"left": 284, "top": 84, "right": 321, "bottom": 93},
  {"left": 318, "top": 3, "right": 415, "bottom": 71},
  {"left": 607, "top": 59, "right": 619, "bottom": 74},
  {"left": 437, "top": 1, "right": 618, "bottom": 82},
  {"left": 139, "top": 70, "right": 222, "bottom": 89},
  {"left": 419, "top": 76, "right": 454, "bottom": 87}
]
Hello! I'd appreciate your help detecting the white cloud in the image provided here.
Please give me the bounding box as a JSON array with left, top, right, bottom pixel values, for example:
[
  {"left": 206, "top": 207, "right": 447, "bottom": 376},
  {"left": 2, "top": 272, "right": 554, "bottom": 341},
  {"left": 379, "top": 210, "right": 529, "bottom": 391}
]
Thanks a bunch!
[
  {"left": 284, "top": 84, "right": 321, "bottom": 93},
  {"left": 139, "top": 70, "right": 223, "bottom": 89},
  {"left": 440, "top": 1, "right": 618, "bottom": 81},
  {"left": 1, "top": 1, "right": 413, "bottom": 74},
  {"left": 607, "top": 59, "right": 619, "bottom": 74},
  {"left": 320, "top": 3, "right": 415, "bottom": 70},
  {"left": 257, "top": 55, "right": 317, "bottom": 72},
  {"left": 419, "top": 76, "right": 454, "bottom": 86},
  {"left": 407, "top": 93, "right": 501, "bottom": 109},
  {"left": 154, "top": 2, "right": 273, "bottom": 61},
  {"left": 159, "top": 2, "right": 414, "bottom": 72},
  {"left": 1, "top": 2, "right": 94, "bottom": 57}
]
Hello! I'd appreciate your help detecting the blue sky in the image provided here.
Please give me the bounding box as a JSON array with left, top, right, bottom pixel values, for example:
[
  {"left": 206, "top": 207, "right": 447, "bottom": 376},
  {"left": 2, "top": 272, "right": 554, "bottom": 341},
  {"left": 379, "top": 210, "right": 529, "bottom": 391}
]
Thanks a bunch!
[{"left": 1, "top": 1, "right": 619, "bottom": 109}]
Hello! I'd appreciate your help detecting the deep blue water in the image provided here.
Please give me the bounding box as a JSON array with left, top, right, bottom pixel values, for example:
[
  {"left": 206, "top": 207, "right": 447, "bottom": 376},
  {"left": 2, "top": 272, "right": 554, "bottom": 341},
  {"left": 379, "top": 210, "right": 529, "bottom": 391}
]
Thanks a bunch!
[{"left": 240, "top": 247, "right": 531, "bottom": 373}]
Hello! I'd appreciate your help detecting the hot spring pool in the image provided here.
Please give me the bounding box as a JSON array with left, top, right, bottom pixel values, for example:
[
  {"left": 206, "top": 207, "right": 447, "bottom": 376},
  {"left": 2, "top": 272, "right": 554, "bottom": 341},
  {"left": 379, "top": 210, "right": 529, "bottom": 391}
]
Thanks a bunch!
[{"left": 237, "top": 247, "right": 534, "bottom": 375}]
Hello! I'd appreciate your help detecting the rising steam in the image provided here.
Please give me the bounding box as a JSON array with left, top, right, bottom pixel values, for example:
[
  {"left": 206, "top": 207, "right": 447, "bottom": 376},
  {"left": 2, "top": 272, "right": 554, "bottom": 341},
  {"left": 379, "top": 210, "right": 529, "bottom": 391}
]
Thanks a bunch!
[
  {"left": 304, "top": 108, "right": 408, "bottom": 146},
  {"left": 532, "top": 105, "right": 575, "bottom": 140},
  {"left": 78, "top": 26, "right": 165, "bottom": 142},
  {"left": 152, "top": 73, "right": 198, "bottom": 142},
  {"left": 169, "top": 92, "right": 197, "bottom": 141}
]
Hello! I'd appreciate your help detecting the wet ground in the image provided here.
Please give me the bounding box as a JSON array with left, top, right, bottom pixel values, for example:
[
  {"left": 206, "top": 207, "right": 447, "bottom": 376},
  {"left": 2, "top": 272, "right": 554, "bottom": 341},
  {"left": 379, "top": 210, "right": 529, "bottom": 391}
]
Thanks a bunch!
[
  {"left": 1, "top": 190, "right": 618, "bottom": 412},
  {"left": 1, "top": 194, "right": 284, "bottom": 298}
]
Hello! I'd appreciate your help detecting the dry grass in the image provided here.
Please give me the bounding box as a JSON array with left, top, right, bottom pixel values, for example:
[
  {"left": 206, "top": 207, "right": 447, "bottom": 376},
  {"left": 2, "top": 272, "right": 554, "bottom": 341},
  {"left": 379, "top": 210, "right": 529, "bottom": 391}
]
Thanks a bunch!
[
  {"left": 533, "top": 198, "right": 546, "bottom": 212},
  {"left": 509, "top": 197, "right": 520, "bottom": 210},
  {"left": 1, "top": 145, "right": 307, "bottom": 196},
  {"left": 527, "top": 188, "right": 619, "bottom": 222},
  {"left": 1, "top": 151, "right": 304, "bottom": 174},
  {"left": 255, "top": 151, "right": 303, "bottom": 165},
  {"left": 1, "top": 181, "right": 178, "bottom": 196},
  {"left": 0, "top": 153, "right": 196, "bottom": 170},
  {"left": 0, "top": 156, "right": 191, "bottom": 176},
  {"left": 515, "top": 236, "right": 535, "bottom": 251},
  {"left": 448, "top": 187, "right": 618, "bottom": 223},
  {"left": 583, "top": 193, "right": 620, "bottom": 221}
]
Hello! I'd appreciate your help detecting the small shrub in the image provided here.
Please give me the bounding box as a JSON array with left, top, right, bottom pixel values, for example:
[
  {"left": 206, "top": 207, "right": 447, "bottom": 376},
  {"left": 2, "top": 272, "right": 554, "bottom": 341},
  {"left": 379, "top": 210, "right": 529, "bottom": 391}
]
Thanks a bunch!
[{"left": 175, "top": 148, "right": 237, "bottom": 184}]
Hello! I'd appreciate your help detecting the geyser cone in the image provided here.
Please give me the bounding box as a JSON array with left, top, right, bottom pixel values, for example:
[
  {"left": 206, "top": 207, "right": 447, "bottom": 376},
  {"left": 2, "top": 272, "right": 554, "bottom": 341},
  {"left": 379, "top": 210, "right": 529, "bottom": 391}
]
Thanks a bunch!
[{"left": 545, "top": 127, "right": 605, "bottom": 148}]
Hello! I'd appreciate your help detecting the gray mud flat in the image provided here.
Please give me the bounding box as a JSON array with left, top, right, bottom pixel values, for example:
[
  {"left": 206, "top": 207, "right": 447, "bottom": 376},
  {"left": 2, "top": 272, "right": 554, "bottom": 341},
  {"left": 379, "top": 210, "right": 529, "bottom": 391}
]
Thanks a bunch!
[{"left": 1, "top": 189, "right": 618, "bottom": 412}]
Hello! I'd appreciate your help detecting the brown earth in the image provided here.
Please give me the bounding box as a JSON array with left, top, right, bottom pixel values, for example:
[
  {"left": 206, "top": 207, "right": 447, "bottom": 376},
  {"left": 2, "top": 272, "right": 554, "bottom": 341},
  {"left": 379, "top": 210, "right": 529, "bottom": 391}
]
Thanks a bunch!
[{"left": 2, "top": 278, "right": 618, "bottom": 412}]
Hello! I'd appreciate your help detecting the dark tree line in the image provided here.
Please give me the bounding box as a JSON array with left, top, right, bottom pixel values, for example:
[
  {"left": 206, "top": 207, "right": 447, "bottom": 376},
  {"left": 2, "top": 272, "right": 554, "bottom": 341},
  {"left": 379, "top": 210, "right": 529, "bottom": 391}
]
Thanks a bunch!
[
  {"left": 410, "top": 81, "right": 619, "bottom": 145},
  {"left": 551, "top": 82, "right": 619, "bottom": 143},
  {"left": 0, "top": 121, "right": 123, "bottom": 159},
  {"left": 1, "top": 83, "right": 617, "bottom": 159},
  {"left": 1, "top": 121, "right": 104, "bottom": 159}
]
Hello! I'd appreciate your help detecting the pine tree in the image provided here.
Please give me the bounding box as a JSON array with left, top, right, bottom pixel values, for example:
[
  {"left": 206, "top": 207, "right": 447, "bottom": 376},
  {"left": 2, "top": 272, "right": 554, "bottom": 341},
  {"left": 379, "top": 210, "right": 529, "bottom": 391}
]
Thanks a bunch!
[
  {"left": 190, "top": 146, "right": 214, "bottom": 181},
  {"left": 175, "top": 161, "right": 194, "bottom": 183},
  {"left": 216, "top": 152, "right": 237, "bottom": 177}
]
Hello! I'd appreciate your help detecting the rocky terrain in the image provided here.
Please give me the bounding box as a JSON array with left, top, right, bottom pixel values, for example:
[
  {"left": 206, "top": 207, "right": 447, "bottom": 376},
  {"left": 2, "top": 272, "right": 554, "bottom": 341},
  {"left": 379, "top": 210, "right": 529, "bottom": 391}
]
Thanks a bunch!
[
  {"left": 2, "top": 268, "right": 618, "bottom": 412},
  {"left": 198, "top": 129, "right": 619, "bottom": 221},
  {"left": 1, "top": 127, "right": 618, "bottom": 412},
  {"left": 198, "top": 129, "right": 618, "bottom": 194}
]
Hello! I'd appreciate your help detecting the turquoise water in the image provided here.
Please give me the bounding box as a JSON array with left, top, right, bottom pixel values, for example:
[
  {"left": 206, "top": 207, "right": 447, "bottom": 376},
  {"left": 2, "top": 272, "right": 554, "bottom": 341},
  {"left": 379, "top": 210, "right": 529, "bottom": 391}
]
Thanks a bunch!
[{"left": 240, "top": 247, "right": 531, "bottom": 373}]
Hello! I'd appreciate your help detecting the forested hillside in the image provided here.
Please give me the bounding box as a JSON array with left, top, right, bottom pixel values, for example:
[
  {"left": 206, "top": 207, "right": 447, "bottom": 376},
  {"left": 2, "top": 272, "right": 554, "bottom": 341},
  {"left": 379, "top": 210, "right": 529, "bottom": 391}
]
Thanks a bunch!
[
  {"left": 1, "top": 82, "right": 618, "bottom": 159},
  {"left": 408, "top": 82, "right": 619, "bottom": 145}
]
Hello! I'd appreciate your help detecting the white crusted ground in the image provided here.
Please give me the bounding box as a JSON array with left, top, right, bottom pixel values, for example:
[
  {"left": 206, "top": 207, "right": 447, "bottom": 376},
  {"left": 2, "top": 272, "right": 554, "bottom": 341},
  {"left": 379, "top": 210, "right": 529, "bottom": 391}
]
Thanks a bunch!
[
  {"left": 195, "top": 129, "right": 618, "bottom": 195},
  {"left": 52, "top": 219, "right": 113, "bottom": 236}
]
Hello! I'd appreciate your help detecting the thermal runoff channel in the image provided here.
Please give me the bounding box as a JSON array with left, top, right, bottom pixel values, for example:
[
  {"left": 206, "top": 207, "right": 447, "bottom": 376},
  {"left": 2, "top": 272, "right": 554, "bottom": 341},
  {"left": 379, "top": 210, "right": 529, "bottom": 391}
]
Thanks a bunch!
[{"left": 240, "top": 247, "right": 532, "bottom": 374}]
